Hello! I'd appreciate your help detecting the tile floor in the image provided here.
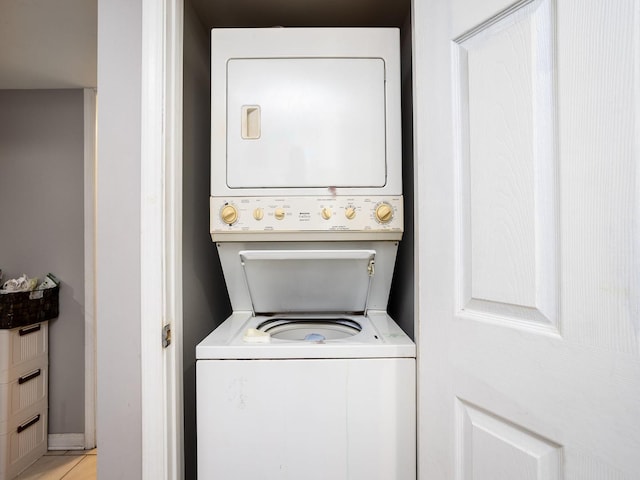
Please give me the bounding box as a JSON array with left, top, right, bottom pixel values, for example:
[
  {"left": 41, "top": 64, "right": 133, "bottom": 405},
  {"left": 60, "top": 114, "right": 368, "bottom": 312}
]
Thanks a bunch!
[{"left": 14, "top": 449, "right": 97, "bottom": 480}]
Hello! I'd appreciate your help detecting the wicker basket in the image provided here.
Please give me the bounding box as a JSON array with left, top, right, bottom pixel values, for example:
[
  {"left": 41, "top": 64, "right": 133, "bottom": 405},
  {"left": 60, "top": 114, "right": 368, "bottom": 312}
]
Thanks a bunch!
[{"left": 0, "top": 286, "right": 59, "bottom": 329}]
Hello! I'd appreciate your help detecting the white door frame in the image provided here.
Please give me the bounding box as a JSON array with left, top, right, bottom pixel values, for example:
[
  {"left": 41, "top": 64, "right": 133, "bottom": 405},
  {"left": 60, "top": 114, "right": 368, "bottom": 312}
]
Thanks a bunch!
[
  {"left": 140, "top": 0, "right": 184, "bottom": 479},
  {"left": 84, "top": 87, "right": 97, "bottom": 450}
]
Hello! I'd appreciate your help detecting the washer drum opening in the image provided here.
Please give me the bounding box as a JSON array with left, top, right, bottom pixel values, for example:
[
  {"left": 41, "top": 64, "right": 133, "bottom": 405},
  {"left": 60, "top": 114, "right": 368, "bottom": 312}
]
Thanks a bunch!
[{"left": 258, "top": 318, "right": 362, "bottom": 341}]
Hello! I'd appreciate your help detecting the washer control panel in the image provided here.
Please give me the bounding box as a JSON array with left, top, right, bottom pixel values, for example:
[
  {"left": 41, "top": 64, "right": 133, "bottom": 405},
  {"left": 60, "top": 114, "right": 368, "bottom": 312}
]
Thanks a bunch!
[{"left": 211, "top": 196, "right": 403, "bottom": 235}]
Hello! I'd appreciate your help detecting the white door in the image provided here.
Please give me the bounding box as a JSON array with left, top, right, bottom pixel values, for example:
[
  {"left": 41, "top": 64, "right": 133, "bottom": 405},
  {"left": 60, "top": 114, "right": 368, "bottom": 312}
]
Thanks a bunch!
[{"left": 413, "top": 0, "right": 640, "bottom": 478}]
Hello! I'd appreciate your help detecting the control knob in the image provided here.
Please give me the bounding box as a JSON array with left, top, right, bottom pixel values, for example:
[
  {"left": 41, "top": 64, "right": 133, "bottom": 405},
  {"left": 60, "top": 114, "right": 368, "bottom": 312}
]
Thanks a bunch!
[
  {"left": 321, "top": 207, "right": 332, "bottom": 220},
  {"left": 345, "top": 207, "right": 356, "bottom": 220},
  {"left": 375, "top": 202, "right": 394, "bottom": 224},
  {"left": 220, "top": 205, "right": 238, "bottom": 225},
  {"left": 274, "top": 208, "right": 285, "bottom": 220}
]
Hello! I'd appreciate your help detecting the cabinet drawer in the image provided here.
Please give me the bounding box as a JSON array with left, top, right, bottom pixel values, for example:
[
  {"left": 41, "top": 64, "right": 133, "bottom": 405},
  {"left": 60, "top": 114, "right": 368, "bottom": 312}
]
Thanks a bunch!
[
  {"left": 0, "top": 322, "right": 48, "bottom": 383},
  {"left": 0, "top": 402, "right": 47, "bottom": 480},
  {"left": 0, "top": 365, "right": 47, "bottom": 434}
]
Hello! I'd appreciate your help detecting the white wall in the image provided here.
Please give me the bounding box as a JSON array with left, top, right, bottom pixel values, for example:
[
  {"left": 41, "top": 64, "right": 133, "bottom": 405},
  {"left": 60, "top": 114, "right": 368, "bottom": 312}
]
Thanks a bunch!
[
  {"left": 0, "top": 89, "right": 86, "bottom": 435},
  {"left": 96, "top": 0, "right": 143, "bottom": 477}
]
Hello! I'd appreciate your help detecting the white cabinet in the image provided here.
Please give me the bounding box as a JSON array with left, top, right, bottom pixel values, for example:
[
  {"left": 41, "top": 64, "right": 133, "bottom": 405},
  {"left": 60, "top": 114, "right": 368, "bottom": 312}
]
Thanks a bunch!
[{"left": 0, "top": 322, "right": 48, "bottom": 480}]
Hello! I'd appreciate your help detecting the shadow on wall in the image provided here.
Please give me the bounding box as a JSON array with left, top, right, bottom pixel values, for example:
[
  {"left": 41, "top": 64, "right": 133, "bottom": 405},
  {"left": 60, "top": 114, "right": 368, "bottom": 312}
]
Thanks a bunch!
[
  {"left": 182, "top": 4, "right": 232, "bottom": 479},
  {"left": 388, "top": 17, "right": 414, "bottom": 340}
]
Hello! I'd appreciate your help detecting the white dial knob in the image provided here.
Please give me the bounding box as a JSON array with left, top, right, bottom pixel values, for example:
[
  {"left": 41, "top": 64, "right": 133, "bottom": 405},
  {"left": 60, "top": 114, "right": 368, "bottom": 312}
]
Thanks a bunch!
[
  {"left": 253, "top": 208, "right": 264, "bottom": 221},
  {"left": 220, "top": 205, "right": 238, "bottom": 225},
  {"left": 274, "top": 208, "right": 285, "bottom": 220},
  {"left": 375, "top": 203, "right": 393, "bottom": 224},
  {"left": 321, "top": 207, "right": 332, "bottom": 220}
]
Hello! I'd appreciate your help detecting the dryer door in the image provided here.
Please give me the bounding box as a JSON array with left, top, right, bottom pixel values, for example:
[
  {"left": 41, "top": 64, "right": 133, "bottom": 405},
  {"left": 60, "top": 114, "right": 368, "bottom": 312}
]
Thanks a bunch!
[{"left": 226, "top": 58, "right": 387, "bottom": 189}]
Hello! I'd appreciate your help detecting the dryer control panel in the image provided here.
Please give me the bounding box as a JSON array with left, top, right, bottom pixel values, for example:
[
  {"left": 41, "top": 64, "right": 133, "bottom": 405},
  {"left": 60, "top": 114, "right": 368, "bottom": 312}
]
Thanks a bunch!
[{"left": 210, "top": 196, "right": 403, "bottom": 241}]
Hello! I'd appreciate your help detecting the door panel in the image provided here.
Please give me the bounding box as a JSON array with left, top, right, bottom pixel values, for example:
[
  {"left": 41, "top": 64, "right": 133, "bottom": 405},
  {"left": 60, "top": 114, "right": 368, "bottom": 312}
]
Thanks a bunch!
[
  {"left": 457, "top": 400, "right": 562, "bottom": 480},
  {"left": 453, "top": 0, "right": 558, "bottom": 332},
  {"left": 413, "top": 0, "right": 640, "bottom": 478},
  {"left": 226, "top": 58, "right": 387, "bottom": 189}
]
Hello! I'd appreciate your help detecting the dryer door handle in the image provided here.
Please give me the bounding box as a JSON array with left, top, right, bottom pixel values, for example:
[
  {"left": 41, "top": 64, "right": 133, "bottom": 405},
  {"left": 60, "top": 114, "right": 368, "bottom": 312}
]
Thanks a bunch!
[{"left": 241, "top": 105, "right": 261, "bottom": 139}]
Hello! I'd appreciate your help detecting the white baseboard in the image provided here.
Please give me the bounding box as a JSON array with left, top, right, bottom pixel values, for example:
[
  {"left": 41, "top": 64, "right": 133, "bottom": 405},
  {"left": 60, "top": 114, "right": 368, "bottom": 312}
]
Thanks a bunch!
[{"left": 48, "top": 433, "right": 86, "bottom": 451}]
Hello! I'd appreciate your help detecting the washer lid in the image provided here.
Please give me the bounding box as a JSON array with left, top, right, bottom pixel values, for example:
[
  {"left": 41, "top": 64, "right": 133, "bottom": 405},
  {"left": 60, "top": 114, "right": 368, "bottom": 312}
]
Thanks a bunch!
[{"left": 239, "top": 249, "right": 376, "bottom": 314}]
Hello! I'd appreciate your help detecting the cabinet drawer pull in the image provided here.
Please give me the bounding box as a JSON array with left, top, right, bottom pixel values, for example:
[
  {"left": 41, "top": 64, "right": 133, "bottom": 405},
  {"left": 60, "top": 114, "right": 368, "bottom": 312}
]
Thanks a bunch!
[
  {"left": 18, "top": 369, "right": 41, "bottom": 385},
  {"left": 19, "top": 324, "right": 41, "bottom": 336},
  {"left": 17, "top": 414, "right": 40, "bottom": 433}
]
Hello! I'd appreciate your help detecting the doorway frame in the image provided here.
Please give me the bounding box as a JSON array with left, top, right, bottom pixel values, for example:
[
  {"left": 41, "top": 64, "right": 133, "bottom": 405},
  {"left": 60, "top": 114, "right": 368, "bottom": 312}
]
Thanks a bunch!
[
  {"left": 84, "top": 87, "right": 97, "bottom": 450},
  {"left": 139, "top": 0, "right": 184, "bottom": 479}
]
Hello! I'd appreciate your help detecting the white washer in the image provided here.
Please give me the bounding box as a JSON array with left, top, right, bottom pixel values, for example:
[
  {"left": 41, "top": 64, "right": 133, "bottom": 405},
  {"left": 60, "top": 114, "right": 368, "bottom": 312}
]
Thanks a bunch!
[{"left": 196, "top": 243, "right": 415, "bottom": 480}]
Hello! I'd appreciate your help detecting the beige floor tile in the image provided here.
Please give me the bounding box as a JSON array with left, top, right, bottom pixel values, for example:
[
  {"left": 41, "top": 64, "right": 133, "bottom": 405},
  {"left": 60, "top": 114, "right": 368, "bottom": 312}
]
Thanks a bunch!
[
  {"left": 61, "top": 456, "right": 96, "bottom": 480},
  {"left": 84, "top": 449, "right": 97, "bottom": 456},
  {"left": 13, "top": 455, "right": 83, "bottom": 480}
]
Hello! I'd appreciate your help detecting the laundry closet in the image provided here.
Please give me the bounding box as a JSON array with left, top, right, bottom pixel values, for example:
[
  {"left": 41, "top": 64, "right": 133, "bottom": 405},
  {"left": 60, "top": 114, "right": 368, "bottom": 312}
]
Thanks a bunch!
[{"left": 181, "top": 1, "right": 414, "bottom": 478}]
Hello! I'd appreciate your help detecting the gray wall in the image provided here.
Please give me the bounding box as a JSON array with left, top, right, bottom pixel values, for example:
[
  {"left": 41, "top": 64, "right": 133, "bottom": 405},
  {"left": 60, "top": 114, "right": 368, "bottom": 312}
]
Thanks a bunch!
[
  {"left": 0, "top": 89, "right": 85, "bottom": 434},
  {"left": 388, "top": 15, "right": 415, "bottom": 339},
  {"left": 96, "top": 0, "right": 143, "bottom": 477},
  {"left": 182, "top": 3, "right": 232, "bottom": 478}
]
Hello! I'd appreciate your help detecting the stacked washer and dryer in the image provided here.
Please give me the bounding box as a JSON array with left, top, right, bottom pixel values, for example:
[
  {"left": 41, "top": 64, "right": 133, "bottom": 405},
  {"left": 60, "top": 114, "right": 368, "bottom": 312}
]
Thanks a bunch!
[{"left": 196, "top": 28, "right": 416, "bottom": 479}]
